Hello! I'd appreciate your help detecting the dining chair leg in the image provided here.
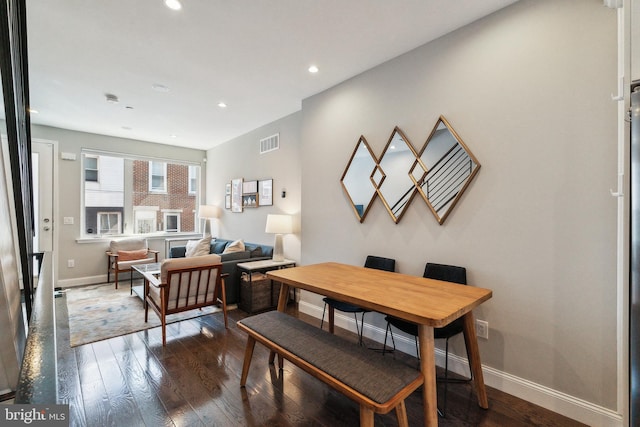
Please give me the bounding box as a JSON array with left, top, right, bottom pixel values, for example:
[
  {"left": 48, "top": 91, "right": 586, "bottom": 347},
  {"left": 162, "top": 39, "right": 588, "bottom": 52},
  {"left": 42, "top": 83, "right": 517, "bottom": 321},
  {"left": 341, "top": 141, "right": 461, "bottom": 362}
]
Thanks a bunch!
[
  {"left": 354, "top": 312, "right": 366, "bottom": 346},
  {"left": 383, "top": 323, "right": 396, "bottom": 355},
  {"left": 436, "top": 336, "right": 474, "bottom": 418},
  {"left": 320, "top": 302, "right": 328, "bottom": 330}
]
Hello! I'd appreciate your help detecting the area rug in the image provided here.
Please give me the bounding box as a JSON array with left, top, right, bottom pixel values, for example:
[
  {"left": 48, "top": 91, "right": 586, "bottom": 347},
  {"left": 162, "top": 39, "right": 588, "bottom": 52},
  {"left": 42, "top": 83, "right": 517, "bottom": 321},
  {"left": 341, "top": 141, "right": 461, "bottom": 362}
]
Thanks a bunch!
[{"left": 65, "top": 282, "right": 232, "bottom": 347}]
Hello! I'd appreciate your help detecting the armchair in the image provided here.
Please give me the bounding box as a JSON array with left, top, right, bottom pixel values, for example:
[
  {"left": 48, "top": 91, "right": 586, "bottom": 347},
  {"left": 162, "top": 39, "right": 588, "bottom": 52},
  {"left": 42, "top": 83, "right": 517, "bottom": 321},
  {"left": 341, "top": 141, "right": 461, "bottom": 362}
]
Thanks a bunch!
[
  {"left": 143, "top": 254, "right": 228, "bottom": 346},
  {"left": 106, "top": 238, "right": 158, "bottom": 291}
]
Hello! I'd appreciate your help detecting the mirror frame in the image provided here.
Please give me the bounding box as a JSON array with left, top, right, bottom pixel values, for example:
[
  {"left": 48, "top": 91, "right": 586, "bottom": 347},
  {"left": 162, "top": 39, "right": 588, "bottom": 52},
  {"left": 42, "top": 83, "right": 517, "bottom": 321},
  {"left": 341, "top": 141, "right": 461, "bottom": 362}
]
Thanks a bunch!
[
  {"left": 340, "top": 136, "right": 379, "bottom": 223},
  {"left": 412, "top": 116, "right": 481, "bottom": 225},
  {"left": 376, "top": 126, "right": 420, "bottom": 224}
]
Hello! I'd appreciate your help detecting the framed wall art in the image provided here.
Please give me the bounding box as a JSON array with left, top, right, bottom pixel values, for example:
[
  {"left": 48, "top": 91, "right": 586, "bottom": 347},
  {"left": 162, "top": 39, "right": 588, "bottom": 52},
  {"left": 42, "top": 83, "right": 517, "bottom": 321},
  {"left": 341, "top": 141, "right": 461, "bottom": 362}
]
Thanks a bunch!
[
  {"left": 242, "top": 180, "right": 258, "bottom": 194},
  {"left": 225, "top": 183, "right": 231, "bottom": 209},
  {"left": 231, "top": 178, "right": 243, "bottom": 213},
  {"left": 259, "top": 179, "right": 273, "bottom": 206},
  {"left": 242, "top": 193, "right": 259, "bottom": 208}
]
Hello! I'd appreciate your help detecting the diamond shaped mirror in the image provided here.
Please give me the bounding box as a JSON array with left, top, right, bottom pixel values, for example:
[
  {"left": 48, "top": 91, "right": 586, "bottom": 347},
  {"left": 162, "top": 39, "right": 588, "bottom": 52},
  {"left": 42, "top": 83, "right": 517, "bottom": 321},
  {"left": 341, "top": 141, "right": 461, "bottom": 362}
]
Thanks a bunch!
[
  {"left": 412, "top": 116, "right": 481, "bottom": 224},
  {"left": 377, "top": 127, "right": 420, "bottom": 224},
  {"left": 340, "top": 136, "right": 379, "bottom": 222}
]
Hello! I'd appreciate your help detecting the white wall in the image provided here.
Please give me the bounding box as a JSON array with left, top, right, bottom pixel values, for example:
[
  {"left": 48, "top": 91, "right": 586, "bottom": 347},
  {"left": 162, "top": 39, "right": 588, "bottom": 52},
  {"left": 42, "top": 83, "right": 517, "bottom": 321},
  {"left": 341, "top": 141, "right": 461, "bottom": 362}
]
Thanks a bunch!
[
  {"left": 206, "top": 112, "right": 302, "bottom": 262},
  {"left": 302, "top": 0, "right": 617, "bottom": 413},
  {"left": 26, "top": 124, "right": 206, "bottom": 285},
  {"left": 208, "top": 0, "right": 620, "bottom": 423}
]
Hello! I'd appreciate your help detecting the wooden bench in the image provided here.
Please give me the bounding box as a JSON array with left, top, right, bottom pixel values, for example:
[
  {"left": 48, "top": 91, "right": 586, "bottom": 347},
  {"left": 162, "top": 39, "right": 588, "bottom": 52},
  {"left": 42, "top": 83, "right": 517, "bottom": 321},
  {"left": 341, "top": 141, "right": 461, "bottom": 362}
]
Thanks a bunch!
[{"left": 237, "top": 311, "right": 424, "bottom": 427}]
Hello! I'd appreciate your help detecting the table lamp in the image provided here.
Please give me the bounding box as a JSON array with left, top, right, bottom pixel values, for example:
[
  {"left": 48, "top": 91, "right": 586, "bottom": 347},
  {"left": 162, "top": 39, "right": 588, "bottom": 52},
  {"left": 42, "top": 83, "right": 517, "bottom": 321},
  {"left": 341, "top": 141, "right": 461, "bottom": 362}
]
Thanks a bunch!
[
  {"left": 265, "top": 214, "right": 293, "bottom": 261},
  {"left": 198, "top": 205, "right": 219, "bottom": 237}
]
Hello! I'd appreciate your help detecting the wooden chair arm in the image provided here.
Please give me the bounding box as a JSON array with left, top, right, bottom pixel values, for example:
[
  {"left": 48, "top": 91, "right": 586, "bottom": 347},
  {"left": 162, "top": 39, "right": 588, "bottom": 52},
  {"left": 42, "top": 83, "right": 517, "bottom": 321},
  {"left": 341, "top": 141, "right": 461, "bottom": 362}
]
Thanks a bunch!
[
  {"left": 143, "top": 272, "right": 165, "bottom": 289},
  {"left": 147, "top": 248, "right": 159, "bottom": 262}
]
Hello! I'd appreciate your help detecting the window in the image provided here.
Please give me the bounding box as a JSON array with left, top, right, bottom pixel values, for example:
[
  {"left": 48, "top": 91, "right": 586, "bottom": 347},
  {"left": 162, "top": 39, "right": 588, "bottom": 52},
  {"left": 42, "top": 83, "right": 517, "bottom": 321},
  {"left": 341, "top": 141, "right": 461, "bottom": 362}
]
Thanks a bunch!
[
  {"left": 134, "top": 209, "right": 157, "bottom": 234},
  {"left": 164, "top": 212, "right": 180, "bottom": 232},
  {"left": 149, "top": 161, "right": 167, "bottom": 192},
  {"left": 98, "top": 212, "right": 121, "bottom": 234},
  {"left": 188, "top": 165, "right": 197, "bottom": 194},
  {"left": 84, "top": 156, "right": 98, "bottom": 182},
  {"left": 81, "top": 151, "right": 200, "bottom": 237}
]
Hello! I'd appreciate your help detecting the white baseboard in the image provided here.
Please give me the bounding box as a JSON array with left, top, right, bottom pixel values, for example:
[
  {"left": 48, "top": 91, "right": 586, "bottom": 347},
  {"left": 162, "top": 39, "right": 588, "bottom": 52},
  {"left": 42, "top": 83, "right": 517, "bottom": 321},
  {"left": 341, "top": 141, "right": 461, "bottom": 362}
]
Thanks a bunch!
[
  {"left": 298, "top": 301, "right": 623, "bottom": 427},
  {"left": 57, "top": 274, "right": 109, "bottom": 288}
]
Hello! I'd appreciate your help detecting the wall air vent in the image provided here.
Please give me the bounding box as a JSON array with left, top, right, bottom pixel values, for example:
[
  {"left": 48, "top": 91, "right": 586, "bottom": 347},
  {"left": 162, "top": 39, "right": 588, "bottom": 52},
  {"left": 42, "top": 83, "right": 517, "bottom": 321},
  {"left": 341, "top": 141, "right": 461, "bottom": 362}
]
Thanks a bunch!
[{"left": 260, "top": 133, "right": 280, "bottom": 154}]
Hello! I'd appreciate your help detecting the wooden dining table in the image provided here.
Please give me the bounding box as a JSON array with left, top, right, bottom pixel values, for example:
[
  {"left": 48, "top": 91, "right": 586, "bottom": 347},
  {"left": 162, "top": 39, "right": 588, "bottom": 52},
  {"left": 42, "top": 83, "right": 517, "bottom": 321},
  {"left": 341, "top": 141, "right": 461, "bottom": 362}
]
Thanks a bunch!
[{"left": 267, "top": 262, "right": 493, "bottom": 427}]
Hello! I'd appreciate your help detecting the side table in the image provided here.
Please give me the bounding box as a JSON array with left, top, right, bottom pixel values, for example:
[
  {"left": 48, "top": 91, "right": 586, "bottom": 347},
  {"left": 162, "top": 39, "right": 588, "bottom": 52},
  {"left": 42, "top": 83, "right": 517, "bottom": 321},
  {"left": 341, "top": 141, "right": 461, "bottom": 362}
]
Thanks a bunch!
[{"left": 237, "top": 259, "right": 296, "bottom": 313}]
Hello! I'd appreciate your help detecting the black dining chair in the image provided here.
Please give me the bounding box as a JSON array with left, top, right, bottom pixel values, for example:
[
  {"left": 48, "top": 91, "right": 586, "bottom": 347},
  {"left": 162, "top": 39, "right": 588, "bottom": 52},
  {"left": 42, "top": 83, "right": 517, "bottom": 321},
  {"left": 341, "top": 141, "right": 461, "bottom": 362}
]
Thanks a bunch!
[
  {"left": 383, "top": 262, "right": 472, "bottom": 417},
  {"left": 320, "top": 255, "right": 395, "bottom": 345}
]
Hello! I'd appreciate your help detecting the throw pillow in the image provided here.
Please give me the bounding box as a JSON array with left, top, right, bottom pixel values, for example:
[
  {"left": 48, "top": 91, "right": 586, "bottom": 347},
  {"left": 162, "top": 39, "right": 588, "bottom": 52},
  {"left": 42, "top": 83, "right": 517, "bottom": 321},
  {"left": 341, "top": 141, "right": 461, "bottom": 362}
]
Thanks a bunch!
[
  {"left": 211, "top": 240, "right": 229, "bottom": 254},
  {"left": 223, "top": 239, "right": 245, "bottom": 254},
  {"left": 118, "top": 248, "right": 148, "bottom": 261},
  {"left": 185, "top": 236, "right": 211, "bottom": 257}
]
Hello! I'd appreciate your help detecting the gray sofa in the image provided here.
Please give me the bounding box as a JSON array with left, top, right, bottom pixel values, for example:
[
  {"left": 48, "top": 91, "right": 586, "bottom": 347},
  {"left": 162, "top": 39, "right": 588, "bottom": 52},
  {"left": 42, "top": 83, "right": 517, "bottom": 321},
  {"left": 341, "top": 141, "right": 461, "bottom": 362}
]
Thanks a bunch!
[{"left": 169, "top": 238, "right": 273, "bottom": 304}]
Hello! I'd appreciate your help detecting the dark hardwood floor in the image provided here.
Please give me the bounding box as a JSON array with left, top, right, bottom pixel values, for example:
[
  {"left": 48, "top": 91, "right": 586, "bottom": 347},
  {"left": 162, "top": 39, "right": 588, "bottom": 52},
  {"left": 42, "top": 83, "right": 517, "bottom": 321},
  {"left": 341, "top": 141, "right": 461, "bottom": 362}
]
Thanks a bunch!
[{"left": 55, "top": 293, "right": 586, "bottom": 427}]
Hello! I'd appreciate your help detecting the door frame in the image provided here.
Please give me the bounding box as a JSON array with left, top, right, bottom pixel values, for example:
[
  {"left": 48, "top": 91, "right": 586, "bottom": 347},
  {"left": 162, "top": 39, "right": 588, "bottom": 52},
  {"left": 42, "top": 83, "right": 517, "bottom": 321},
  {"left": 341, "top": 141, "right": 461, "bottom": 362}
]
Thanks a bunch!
[{"left": 31, "top": 138, "right": 58, "bottom": 284}]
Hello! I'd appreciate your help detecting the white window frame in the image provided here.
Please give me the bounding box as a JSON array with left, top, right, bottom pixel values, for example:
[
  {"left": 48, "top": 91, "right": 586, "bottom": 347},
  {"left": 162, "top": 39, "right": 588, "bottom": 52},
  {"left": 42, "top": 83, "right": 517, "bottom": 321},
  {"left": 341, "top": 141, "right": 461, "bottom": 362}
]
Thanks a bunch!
[
  {"left": 84, "top": 155, "right": 99, "bottom": 182},
  {"left": 97, "top": 212, "right": 121, "bottom": 235},
  {"left": 163, "top": 211, "right": 181, "bottom": 232},
  {"left": 188, "top": 165, "right": 197, "bottom": 194},
  {"left": 149, "top": 161, "right": 167, "bottom": 193},
  {"left": 134, "top": 208, "right": 158, "bottom": 234},
  {"left": 80, "top": 149, "right": 201, "bottom": 238}
]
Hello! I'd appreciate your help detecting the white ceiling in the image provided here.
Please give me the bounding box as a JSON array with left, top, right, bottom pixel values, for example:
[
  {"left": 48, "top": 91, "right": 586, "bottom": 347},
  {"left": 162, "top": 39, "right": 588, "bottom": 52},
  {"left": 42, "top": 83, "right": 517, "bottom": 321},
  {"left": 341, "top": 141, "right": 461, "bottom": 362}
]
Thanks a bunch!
[{"left": 24, "top": 0, "right": 519, "bottom": 151}]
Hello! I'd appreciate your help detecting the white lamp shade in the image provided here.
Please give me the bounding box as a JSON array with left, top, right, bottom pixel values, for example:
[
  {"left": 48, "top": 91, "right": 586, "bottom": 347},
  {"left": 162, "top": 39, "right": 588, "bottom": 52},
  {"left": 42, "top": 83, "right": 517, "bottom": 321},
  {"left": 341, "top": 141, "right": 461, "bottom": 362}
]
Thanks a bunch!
[
  {"left": 265, "top": 214, "right": 293, "bottom": 234},
  {"left": 198, "top": 205, "right": 220, "bottom": 219}
]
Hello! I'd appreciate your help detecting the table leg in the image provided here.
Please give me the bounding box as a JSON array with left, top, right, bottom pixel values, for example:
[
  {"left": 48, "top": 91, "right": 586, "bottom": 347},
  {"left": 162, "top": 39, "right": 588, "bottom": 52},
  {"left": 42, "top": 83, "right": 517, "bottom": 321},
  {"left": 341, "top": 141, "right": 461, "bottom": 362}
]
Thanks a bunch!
[
  {"left": 462, "top": 312, "right": 489, "bottom": 408},
  {"left": 142, "top": 278, "right": 148, "bottom": 309},
  {"left": 328, "top": 306, "right": 335, "bottom": 334},
  {"left": 271, "top": 283, "right": 292, "bottom": 366},
  {"left": 417, "top": 324, "right": 438, "bottom": 427},
  {"left": 276, "top": 283, "right": 290, "bottom": 312}
]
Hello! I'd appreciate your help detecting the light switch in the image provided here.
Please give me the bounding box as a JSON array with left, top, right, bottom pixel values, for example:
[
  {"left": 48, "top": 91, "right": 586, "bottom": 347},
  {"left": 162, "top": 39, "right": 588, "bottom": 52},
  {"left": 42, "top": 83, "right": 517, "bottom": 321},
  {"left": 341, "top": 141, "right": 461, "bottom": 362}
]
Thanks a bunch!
[{"left": 63, "top": 217, "right": 74, "bottom": 225}]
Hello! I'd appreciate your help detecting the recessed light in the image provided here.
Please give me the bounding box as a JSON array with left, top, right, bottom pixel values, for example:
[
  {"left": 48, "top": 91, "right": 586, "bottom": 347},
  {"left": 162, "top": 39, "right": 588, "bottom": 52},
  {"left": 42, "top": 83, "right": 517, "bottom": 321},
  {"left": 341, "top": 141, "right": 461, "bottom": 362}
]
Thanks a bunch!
[
  {"left": 165, "top": 0, "right": 182, "bottom": 11},
  {"left": 308, "top": 65, "right": 319, "bottom": 73},
  {"left": 170, "top": 134, "right": 178, "bottom": 138},
  {"left": 218, "top": 102, "right": 227, "bottom": 108},
  {"left": 151, "top": 83, "right": 170, "bottom": 93},
  {"left": 122, "top": 126, "right": 132, "bottom": 130},
  {"left": 28, "top": 108, "right": 38, "bottom": 114}
]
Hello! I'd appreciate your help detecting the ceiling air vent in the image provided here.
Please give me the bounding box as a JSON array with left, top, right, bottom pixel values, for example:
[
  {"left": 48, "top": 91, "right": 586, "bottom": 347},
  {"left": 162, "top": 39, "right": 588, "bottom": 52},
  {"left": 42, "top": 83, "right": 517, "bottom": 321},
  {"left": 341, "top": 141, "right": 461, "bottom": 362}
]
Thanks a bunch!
[{"left": 260, "top": 133, "right": 280, "bottom": 154}]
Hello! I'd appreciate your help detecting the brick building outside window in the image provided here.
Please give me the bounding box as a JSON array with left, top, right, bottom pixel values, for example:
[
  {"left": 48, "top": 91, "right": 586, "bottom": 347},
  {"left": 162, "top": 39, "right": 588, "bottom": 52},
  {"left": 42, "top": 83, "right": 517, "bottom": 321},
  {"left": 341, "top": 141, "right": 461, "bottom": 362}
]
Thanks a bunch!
[
  {"left": 83, "top": 152, "right": 199, "bottom": 236},
  {"left": 132, "top": 160, "right": 196, "bottom": 233}
]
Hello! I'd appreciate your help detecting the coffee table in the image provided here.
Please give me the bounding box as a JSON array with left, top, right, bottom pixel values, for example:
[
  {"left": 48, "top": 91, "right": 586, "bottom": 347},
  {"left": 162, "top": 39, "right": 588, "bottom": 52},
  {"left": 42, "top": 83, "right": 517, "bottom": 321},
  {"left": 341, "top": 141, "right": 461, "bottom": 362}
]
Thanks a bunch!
[{"left": 132, "top": 262, "right": 161, "bottom": 303}]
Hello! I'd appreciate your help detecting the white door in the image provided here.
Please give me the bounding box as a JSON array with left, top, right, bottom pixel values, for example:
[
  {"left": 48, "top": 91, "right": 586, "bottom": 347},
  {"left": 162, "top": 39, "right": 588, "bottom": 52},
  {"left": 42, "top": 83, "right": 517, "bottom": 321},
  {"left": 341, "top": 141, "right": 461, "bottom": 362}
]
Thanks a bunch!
[{"left": 31, "top": 141, "right": 54, "bottom": 253}]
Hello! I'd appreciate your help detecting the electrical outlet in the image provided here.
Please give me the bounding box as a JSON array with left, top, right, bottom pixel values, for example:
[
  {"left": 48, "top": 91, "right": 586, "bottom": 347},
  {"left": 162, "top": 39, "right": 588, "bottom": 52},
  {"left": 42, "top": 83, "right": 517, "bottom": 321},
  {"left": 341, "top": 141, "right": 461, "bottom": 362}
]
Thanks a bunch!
[
  {"left": 67, "top": 259, "right": 75, "bottom": 268},
  {"left": 476, "top": 319, "right": 489, "bottom": 339}
]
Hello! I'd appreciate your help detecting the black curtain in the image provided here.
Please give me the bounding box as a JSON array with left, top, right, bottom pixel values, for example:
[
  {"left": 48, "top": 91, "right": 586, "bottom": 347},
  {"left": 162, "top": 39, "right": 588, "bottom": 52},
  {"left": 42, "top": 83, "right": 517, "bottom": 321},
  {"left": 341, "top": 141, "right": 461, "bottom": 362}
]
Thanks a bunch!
[{"left": 0, "top": 0, "right": 35, "bottom": 319}]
